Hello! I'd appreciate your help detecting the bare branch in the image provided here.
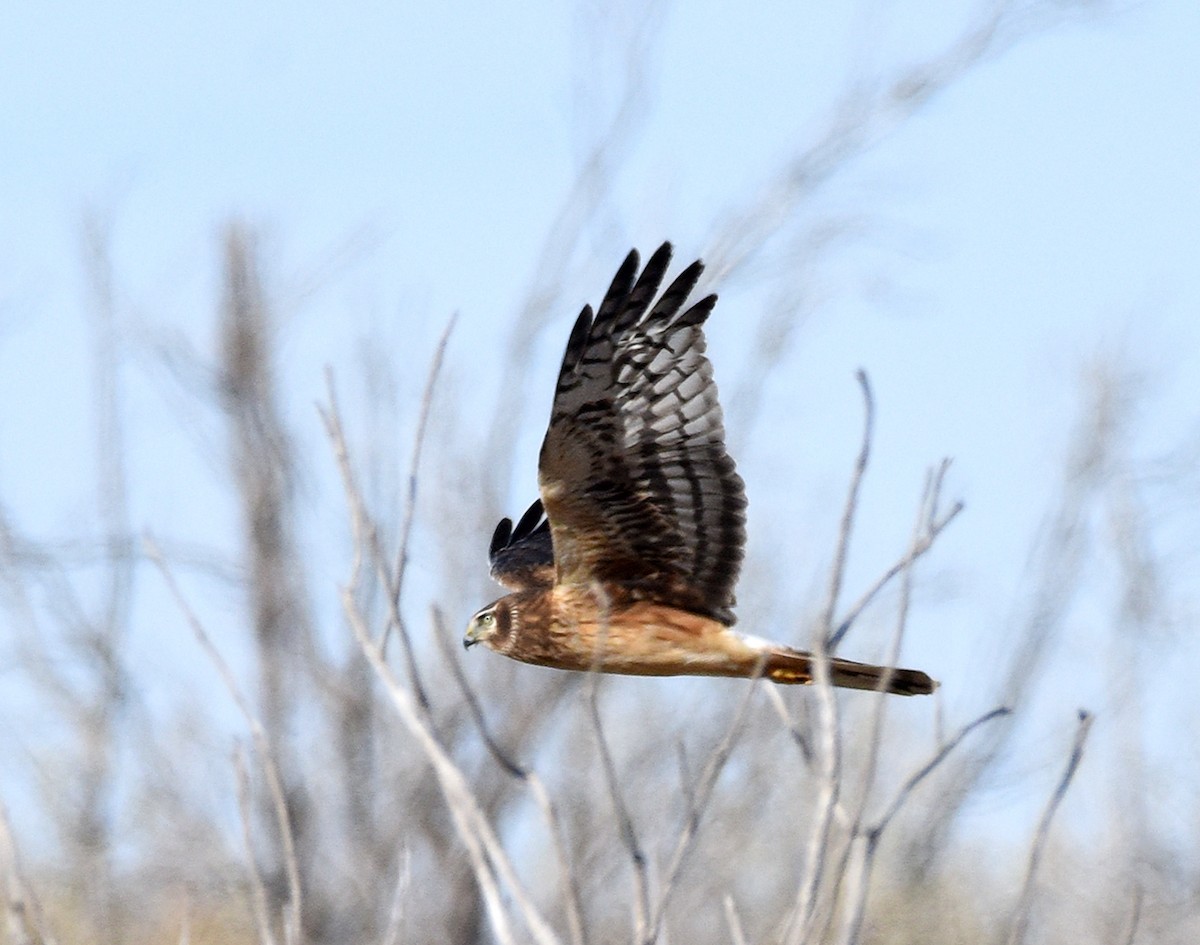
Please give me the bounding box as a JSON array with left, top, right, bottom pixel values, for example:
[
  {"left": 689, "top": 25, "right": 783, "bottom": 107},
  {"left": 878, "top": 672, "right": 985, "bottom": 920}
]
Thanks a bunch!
[
  {"left": 434, "top": 608, "right": 588, "bottom": 945},
  {"left": 831, "top": 460, "right": 963, "bottom": 649},
  {"left": 378, "top": 848, "right": 412, "bottom": 945},
  {"left": 782, "top": 372, "right": 877, "bottom": 945},
  {"left": 342, "top": 597, "right": 561, "bottom": 945},
  {"left": 389, "top": 313, "right": 458, "bottom": 652},
  {"left": 723, "top": 896, "right": 749, "bottom": 945},
  {"left": 704, "top": 0, "right": 1095, "bottom": 287},
  {"left": 874, "top": 707, "right": 1012, "bottom": 840},
  {"left": 1119, "top": 885, "right": 1144, "bottom": 945},
  {"left": 762, "top": 681, "right": 813, "bottom": 765},
  {"left": 838, "top": 706, "right": 1011, "bottom": 945},
  {"left": 319, "top": 372, "right": 430, "bottom": 710},
  {"left": 645, "top": 659, "right": 765, "bottom": 942},
  {"left": 826, "top": 464, "right": 946, "bottom": 944},
  {"left": 234, "top": 745, "right": 278, "bottom": 945},
  {"left": 784, "top": 659, "right": 843, "bottom": 945},
  {"left": 1006, "top": 710, "right": 1095, "bottom": 945},
  {"left": 586, "top": 677, "right": 650, "bottom": 943},
  {"left": 146, "top": 536, "right": 303, "bottom": 944},
  {"left": 820, "top": 370, "right": 874, "bottom": 643},
  {"left": 0, "top": 799, "right": 58, "bottom": 945}
]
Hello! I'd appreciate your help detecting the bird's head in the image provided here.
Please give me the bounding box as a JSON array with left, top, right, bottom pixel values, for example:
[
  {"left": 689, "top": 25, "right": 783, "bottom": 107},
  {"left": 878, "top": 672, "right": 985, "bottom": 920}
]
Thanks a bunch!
[{"left": 463, "top": 599, "right": 517, "bottom": 654}]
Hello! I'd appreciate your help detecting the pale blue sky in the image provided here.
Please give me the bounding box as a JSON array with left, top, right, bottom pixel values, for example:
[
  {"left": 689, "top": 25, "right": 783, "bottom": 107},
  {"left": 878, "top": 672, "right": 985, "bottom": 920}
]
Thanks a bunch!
[{"left": 3, "top": 0, "right": 1199, "bottom": 853}]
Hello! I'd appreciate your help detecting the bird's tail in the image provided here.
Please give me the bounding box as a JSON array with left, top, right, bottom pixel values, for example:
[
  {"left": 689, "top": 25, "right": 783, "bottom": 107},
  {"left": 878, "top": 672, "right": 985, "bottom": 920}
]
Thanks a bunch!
[{"left": 762, "top": 647, "right": 936, "bottom": 696}]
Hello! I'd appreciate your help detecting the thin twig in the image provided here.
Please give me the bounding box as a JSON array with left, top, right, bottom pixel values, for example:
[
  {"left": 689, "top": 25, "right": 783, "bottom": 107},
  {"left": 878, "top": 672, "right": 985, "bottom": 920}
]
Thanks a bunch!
[
  {"left": 1119, "top": 884, "right": 1143, "bottom": 945},
  {"left": 784, "top": 371, "right": 875, "bottom": 945},
  {"left": 819, "top": 369, "right": 874, "bottom": 641},
  {"left": 586, "top": 676, "right": 650, "bottom": 943},
  {"left": 432, "top": 608, "right": 525, "bottom": 779},
  {"left": 723, "top": 895, "right": 749, "bottom": 945},
  {"left": 872, "top": 706, "right": 1011, "bottom": 839},
  {"left": 785, "top": 651, "right": 842, "bottom": 945},
  {"left": 1006, "top": 710, "right": 1094, "bottom": 945},
  {"left": 837, "top": 706, "right": 1011, "bottom": 945},
  {"left": 320, "top": 371, "right": 431, "bottom": 711},
  {"left": 0, "top": 799, "right": 58, "bottom": 945},
  {"left": 233, "top": 745, "right": 278, "bottom": 945},
  {"left": 389, "top": 314, "right": 457, "bottom": 650},
  {"left": 146, "top": 536, "right": 302, "bottom": 944},
  {"left": 645, "top": 659, "right": 766, "bottom": 943},
  {"left": 434, "top": 608, "right": 588, "bottom": 945},
  {"left": 579, "top": 585, "right": 651, "bottom": 941},
  {"left": 831, "top": 459, "right": 963, "bottom": 649},
  {"left": 342, "top": 595, "right": 560, "bottom": 945},
  {"left": 762, "top": 682, "right": 812, "bottom": 764},
  {"left": 378, "top": 848, "right": 412, "bottom": 945},
  {"left": 324, "top": 373, "right": 558, "bottom": 945},
  {"left": 826, "top": 466, "right": 943, "bottom": 945}
]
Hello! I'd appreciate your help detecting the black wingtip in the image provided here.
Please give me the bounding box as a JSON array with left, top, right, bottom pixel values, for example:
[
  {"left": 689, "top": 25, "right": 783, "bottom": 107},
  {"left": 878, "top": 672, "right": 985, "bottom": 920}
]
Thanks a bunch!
[
  {"left": 512, "top": 499, "right": 546, "bottom": 541},
  {"left": 675, "top": 292, "right": 718, "bottom": 328},
  {"left": 488, "top": 517, "right": 513, "bottom": 559},
  {"left": 562, "top": 304, "right": 593, "bottom": 375},
  {"left": 489, "top": 500, "right": 547, "bottom": 562},
  {"left": 646, "top": 242, "right": 673, "bottom": 270}
]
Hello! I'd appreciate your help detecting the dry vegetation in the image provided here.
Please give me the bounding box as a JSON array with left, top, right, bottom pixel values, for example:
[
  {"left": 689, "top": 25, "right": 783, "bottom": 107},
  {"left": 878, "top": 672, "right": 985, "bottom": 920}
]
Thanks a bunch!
[{"left": 3, "top": 2, "right": 1198, "bottom": 944}]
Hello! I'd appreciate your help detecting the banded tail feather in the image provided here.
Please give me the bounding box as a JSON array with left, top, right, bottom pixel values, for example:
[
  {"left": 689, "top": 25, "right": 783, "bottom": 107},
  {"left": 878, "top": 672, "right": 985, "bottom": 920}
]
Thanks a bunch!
[{"left": 761, "top": 647, "right": 936, "bottom": 696}]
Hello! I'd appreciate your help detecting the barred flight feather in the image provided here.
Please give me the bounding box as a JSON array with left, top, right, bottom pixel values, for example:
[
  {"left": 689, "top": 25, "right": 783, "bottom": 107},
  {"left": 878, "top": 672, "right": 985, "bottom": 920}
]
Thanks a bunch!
[{"left": 539, "top": 243, "right": 746, "bottom": 624}]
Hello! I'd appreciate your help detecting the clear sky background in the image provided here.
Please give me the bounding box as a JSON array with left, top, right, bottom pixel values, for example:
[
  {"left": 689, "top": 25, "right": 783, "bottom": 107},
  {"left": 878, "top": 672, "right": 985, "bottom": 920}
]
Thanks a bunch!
[{"left": 3, "top": 0, "right": 1199, "bottom": 859}]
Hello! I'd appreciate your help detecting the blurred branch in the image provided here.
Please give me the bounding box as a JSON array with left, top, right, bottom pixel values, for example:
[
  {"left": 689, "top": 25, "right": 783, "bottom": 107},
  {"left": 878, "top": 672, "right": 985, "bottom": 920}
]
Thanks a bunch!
[
  {"left": 704, "top": 0, "right": 1099, "bottom": 288},
  {"left": 644, "top": 661, "right": 765, "bottom": 943},
  {"left": 785, "top": 372, "right": 877, "bottom": 945},
  {"left": 831, "top": 460, "right": 963, "bottom": 649},
  {"left": 234, "top": 745, "right": 279, "bottom": 945},
  {"left": 587, "top": 677, "right": 650, "bottom": 943},
  {"left": 0, "top": 800, "right": 56, "bottom": 945},
  {"left": 342, "top": 597, "right": 561, "bottom": 945},
  {"left": 324, "top": 385, "right": 561, "bottom": 945},
  {"left": 82, "top": 208, "right": 135, "bottom": 671},
  {"left": 786, "top": 652, "right": 843, "bottom": 945},
  {"left": 1119, "top": 885, "right": 1144, "bottom": 945},
  {"left": 388, "top": 314, "right": 457, "bottom": 656},
  {"left": 874, "top": 707, "right": 1012, "bottom": 843},
  {"left": 378, "top": 848, "right": 412, "bottom": 945},
  {"left": 485, "top": 0, "right": 669, "bottom": 491},
  {"left": 827, "top": 462, "right": 951, "bottom": 943},
  {"left": 433, "top": 607, "right": 588, "bottom": 945},
  {"left": 218, "top": 225, "right": 322, "bottom": 938},
  {"left": 1006, "top": 710, "right": 1095, "bottom": 945},
  {"left": 820, "top": 370, "right": 874, "bottom": 648},
  {"left": 904, "top": 357, "right": 1122, "bottom": 877},
  {"left": 147, "top": 535, "right": 303, "bottom": 945},
  {"left": 840, "top": 705, "right": 1011, "bottom": 945},
  {"left": 763, "top": 683, "right": 813, "bottom": 765},
  {"left": 723, "top": 896, "right": 749, "bottom": 945},
  {"left": 321, "top": 371, "right": 430, "bottom": 710}
]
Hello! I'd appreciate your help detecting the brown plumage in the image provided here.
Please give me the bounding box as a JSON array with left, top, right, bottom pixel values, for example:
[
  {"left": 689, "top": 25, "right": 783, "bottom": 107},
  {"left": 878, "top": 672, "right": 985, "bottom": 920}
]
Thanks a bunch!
[{"left": 465, "top": 244, "right": 936, "bottom": 697}]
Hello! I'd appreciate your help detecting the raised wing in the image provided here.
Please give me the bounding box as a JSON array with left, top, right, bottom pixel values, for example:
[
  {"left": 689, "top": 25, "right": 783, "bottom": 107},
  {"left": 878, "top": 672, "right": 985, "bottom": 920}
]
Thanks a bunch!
[
  {"left": 488, "top": 498, "right": 555, "bottom": 591},
  {"left": 537, "top": 243, "right": 747, "bottom": 624}
]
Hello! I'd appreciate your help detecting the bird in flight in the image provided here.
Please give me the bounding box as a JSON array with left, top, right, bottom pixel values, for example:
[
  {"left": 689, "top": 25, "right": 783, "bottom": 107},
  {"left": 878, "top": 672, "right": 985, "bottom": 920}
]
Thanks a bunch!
[{"left": 464, "top": 243, "right": 935, "bottom": 696}]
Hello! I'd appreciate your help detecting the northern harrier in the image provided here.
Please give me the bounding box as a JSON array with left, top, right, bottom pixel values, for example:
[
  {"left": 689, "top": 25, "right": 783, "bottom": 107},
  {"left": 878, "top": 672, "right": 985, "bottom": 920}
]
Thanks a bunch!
[{"left": 464, "top": 244, "right": 935, "bottom": 696}]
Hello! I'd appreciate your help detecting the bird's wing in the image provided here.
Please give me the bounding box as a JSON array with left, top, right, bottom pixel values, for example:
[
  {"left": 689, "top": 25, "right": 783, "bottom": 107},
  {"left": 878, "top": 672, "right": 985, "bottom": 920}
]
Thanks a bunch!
[
  {"left": 537, "top": 243, "right": 747, "bottom": 624},
  {"left": 488, "top": 498, "right": 555, "bottom": 592}
]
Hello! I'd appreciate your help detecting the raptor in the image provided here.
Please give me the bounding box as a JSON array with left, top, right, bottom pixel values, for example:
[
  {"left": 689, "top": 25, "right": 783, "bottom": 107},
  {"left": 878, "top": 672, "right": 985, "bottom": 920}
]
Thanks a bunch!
[{"left": 464, "top": 243, "right": 935, "bottom": 696}]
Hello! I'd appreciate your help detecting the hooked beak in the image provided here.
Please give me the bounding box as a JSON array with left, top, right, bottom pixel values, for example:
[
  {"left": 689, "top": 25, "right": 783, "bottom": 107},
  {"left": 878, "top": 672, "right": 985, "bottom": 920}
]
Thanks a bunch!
[{"left": 462, "top": 629, "right": 480, "bottom": 650}]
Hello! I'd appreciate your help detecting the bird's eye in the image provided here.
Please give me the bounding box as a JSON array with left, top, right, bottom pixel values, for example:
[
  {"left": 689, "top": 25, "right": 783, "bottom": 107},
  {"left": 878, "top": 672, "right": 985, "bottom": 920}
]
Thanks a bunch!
[{"left": 479, "top": 612, "right": 496, "bottom": 627}]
